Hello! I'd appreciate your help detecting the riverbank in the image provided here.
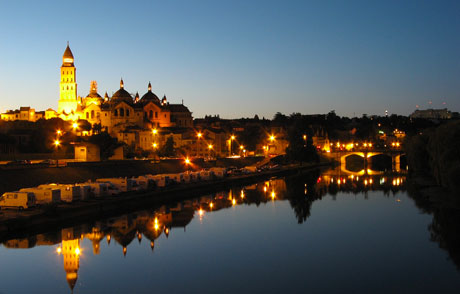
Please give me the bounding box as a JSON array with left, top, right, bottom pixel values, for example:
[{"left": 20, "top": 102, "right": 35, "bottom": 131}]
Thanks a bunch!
[
  {"left": 0, "top": 157, "right": 264, "bottom": 194},
  {"left": 407, "top": 173, "right": 460, "bottom": 210},
  {"left": 0, "top": 163, "right": 329, "bottom": 241}
]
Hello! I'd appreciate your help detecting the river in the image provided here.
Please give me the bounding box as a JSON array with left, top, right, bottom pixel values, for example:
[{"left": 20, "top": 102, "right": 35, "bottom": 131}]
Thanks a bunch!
[{"left": 1, "top": 168, "right": 459, "bottom": 293}]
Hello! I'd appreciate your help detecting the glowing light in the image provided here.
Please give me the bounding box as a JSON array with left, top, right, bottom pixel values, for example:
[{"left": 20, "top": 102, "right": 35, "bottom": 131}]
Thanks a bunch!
[
  {"left": 185, "top": 157, "right": 191, "bottom": 165},
  {"left": 54, "top": 139, "right": 60, "bottom": 147},
  {"left": 154, "top": 217, "right": 159, "bottom": 230},
  {"left": 152, "top": 143, "right": 158, "bottom": 148},
  {"left": 209, "top": 202, "right": 213, "bottom": 209},
  {"left": 56, "top": 247, "right": 62, "bottom": 254},
  {"left": 270, "top": 135, "right": 275, "bottom": 141},
  {"left": 240, "top": 190, "right": 245, "bottom": 199},
  {"left": 240, "top": 145, "right": 244, "bottom": 150},
  {"left": 198, "top": 209, "right": 204, "bottom": 216},
  {"left": 72, "top": 122, "right": 78, "bottom": 130},
  {"left": 231, "top": 135, "right": 235, "bottom": 140},
  {"left": 208, "top": 144, "right": 213, "bottom": 150},
  {"left": 152, "top": 129, "right": 158, "bottom": 135},
  {"left": 197, "top": 132, "right": 202, "bottom": 138},
  {"left": 75, "top": 247, "right": 81, "bottom": 255},
  {"left": 56, "top": 130, "right": 62, "bottom": 135},
  {"left": 364, "top": 179, "right": 368, "bottom": 185},
  {"left": 232, "top": 198, "right": 236, "bottom": 205},
  {"left": 369, "top": 179, "right": 373, "bottom": 184},
  {"left": 271, "top": 191, "right": 276, "bottom": 200},
  {"left": 396, "top": 199, "right": 401, "bottom": 202},
  {"left": 263, "top": 186, "right": 267, "bottom": 192}
]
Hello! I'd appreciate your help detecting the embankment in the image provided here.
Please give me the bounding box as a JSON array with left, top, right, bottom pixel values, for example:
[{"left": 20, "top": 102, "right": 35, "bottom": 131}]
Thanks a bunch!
[{"left": 0, "top": 157, "right": 264, "bottom": 194}]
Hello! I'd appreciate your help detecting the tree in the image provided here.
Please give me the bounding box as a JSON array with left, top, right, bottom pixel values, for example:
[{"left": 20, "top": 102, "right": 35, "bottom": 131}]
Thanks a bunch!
[
  {"left": 285, "top": 117, "right": 318, "bottom": 163},
  {"left": 159, "top": 136, "right": 175, "bottom": 157},
  {"left": 89, "top": 132, "right": 121, "bottom": 160}
]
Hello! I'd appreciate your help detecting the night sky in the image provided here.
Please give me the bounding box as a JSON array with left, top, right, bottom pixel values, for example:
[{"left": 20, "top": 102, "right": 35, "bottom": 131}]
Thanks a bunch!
[{"left": 1, "top": 0, "right": 459, "bottom": 118}]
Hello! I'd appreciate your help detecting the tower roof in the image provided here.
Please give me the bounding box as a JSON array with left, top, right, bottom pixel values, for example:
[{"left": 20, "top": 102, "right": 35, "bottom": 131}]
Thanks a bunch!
[
  {"left": 111, "top": 79, "right": 133, "bottom": 105},
  {"left": 140, "top": 82, "right": 160, "bottom": 105},
  {"left": 62, "top": 43, "right": 75, "bottom": 66}
]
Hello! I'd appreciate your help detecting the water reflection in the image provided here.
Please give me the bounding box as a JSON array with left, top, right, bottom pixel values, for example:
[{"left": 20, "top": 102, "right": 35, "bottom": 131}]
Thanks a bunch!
[{"left": 0, "top": 169, "right": 410, "bottom": 292}]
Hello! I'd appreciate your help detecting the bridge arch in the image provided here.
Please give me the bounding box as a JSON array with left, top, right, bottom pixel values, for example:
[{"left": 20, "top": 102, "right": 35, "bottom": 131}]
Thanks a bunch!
[{"left": 340, "top": 152, "right": 365, "bottom": 166}]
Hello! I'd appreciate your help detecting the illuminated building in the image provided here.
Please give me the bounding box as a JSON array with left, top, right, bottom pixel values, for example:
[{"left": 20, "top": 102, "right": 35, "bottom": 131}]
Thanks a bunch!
[
  {"left": 1, "top": 44, "right": 194, "bottom": 151},
  {"left": 58, "top": 43, "right": 78, "bottom": 115},
  {"left": 62, "top": 238, "right": 80, "bottom": 291}
]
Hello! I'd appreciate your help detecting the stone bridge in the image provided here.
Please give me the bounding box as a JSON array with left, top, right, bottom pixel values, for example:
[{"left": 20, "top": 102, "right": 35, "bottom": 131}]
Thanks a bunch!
[{"left": 324, "top": 150, "right": 405, "bottom": 173}]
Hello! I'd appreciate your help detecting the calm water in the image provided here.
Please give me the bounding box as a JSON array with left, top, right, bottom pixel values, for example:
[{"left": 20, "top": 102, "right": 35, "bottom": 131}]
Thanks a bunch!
[{"left": 1, "top": 168, "right": 460, "bottom": 294}]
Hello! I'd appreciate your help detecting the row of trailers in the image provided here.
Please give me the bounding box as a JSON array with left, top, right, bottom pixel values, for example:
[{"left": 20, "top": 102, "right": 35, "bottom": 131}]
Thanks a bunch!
[{"left": 0, "top": 167, "right": 228, "bottom": 210}]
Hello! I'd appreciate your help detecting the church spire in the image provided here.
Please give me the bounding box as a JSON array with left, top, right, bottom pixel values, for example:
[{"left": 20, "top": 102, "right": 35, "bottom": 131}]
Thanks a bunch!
[
  {"left": 120, "top": 78, "right": 124, "bottom": 89},
  {"left": 148, "top": 82, "right": 152, "bottom": 91}
]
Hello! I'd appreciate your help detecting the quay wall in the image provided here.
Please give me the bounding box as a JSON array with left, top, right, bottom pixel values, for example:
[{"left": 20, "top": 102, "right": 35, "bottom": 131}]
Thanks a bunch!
[{"left": 0, "top": 157, "right": 264, "bottom": 194}]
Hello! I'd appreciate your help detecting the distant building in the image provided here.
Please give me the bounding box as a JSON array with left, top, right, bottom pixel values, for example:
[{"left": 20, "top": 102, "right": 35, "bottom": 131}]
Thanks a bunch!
[{"left": 410, "top": 108, "right": 453, "bottom": 119}]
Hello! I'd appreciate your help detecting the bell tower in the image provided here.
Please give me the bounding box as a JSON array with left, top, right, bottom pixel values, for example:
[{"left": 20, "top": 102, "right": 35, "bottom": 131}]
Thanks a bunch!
[{"left": 58, "top": 42, "right": 78, "bottom": 114}]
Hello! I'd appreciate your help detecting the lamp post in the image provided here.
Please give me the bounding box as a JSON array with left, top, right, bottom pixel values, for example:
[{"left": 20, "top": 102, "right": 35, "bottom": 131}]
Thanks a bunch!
[
  {"left": 230, "top": 135, "right": 235, "bottom": 157},
  {"left": 208, "top": 144, "right": 213, "bottom": 160},
  {"left": 152, "top": 129, "right": 158, "bottom": 159},
  {"left": 185, "top": 157, "right": 191, "bottom": 172},
  {"left": 196, "top": 132, "right": 202, "bottom": 157},
  {"left": 54, "top": 139, "right": 60, "bottom": 167}
]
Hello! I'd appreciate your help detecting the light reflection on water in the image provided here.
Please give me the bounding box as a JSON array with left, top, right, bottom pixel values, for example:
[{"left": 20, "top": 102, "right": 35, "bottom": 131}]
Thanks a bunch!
[{"left": 1, "top": 169, "right": 460, "bottom": 294}]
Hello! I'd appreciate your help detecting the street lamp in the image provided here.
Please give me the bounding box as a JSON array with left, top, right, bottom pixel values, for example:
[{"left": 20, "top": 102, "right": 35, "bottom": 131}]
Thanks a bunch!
[
  {"left": 54, "top": 139, "right": 60, "bottom": 167},
  {"left": 230, "top": 135, "right": 235, "bottom": 156},
  {"left": 196, "top": 132, "right": 202, "bottom": 157},
  {"left": 72, "top": 122, "right": 78, "bottom": 130},
  {"left": 208, "top": 144, "right": 213, "bottom": 159}
]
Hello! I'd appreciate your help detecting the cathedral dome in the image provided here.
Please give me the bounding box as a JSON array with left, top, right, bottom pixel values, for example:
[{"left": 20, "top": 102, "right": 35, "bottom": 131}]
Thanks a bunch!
[
  {"left": 111, "top": 79, "right": 133, "bottom": 105},
  {"left": 140, "top": 82, "right": 160, "bottom": 104}
]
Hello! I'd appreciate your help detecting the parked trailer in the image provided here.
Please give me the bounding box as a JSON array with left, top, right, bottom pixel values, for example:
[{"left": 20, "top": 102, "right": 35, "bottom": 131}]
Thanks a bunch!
[
  {"left": 132, "top": 176, "right": 155, "bottom": 191},
  {"left": 83, "top": 182, "right": 110, "bottom": 197},
  {"left": 38, "top": 184, "right": 80, "bottom": 203},
  {"left": 189, "top": 172, "right": 200, "bottom": 182},
  {"left": 75, "top": 184, "right": 91, "bottom": 200},
  {"left": 19, "top": 187, "right": 60, "bottom": 205},
  {"left": 210, "top": 167, "right": 227, "bottom": 178},
  {"left": 0, "top": 192, "right": 36, "bottom": 210},
  {"left": 242, "top": 166, "right": 258, "bottom": 173},
  {"left": 181, "top": 172, "right": 191, "bottom": 183},
  {"left": 200, "top": 170, "right": 213, "bottom": 181},
  {"left": 165, "top": 173, "right": 184, "bottom": 184},
  {"left": 145, "top": 175, "right": 168, "bottom": 187},
  {"left": 96, "top": 178, "right": 134, "bottom": 192}
]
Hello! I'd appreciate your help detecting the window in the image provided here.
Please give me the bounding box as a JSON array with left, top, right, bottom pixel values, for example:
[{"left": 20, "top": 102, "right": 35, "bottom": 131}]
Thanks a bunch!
[
  {"left": 114, "top": 109, "right": 118, "bottom": 116},
  {"left": 86, "top": 112, "right": 89, "bottom": 119},
  {"left": 149, "top": 110, "right": 153, "bottom": 119},
  {"left": 126, "top": 109, "right": 130, "bottom": 116},
  {"left": 91, "top": 110, "right": 95, "bottom": 119},
  {"left": 155, "top": 112, "right": 158, "bottom": 118},
  {"left": 119, "top": 108, "right": 124, "bottom": 117},
  {"left": 97, "top": 112, "right": 100, "bottom": 118}
]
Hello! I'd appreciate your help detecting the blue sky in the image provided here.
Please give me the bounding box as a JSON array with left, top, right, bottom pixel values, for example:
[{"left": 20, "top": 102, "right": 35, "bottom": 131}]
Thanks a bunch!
[{"left": 1, "top": 0, "right": 459, "bottom": 118}]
